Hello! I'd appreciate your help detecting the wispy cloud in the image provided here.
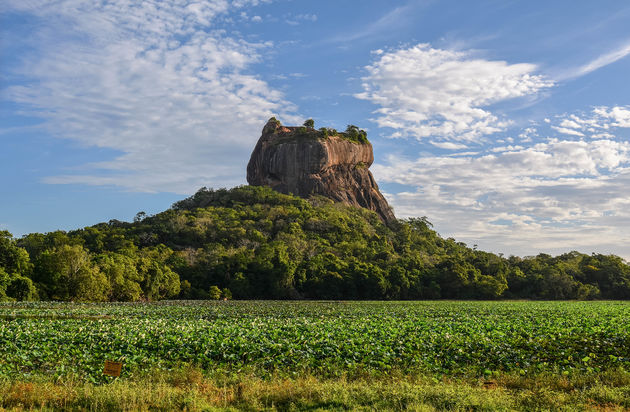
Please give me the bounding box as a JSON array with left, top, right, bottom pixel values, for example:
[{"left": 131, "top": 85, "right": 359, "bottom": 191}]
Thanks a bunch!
[
  {"left": 429, "top": 141, "right": 468, "bottom": 150},
  {"left": 557, "top": 40, "right": 630, "bottom": 80},
  {"left": 284, "top": 13, "right": 317, "bottom": 26},
  {"left": 325, "top": 3, "right": 425, "bottom": 44},
  {"left": 3, "top": 0, "right": 298, "bottom": 193},
  {"left": 356, "top": 44, "right": 553, "bottom": 141},
  {"left": 551, "top": 126, "right": 584, "bottom": 137}
]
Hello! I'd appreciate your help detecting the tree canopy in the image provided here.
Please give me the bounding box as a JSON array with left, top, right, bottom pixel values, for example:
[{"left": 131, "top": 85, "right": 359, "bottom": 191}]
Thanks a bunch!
[{"left": 1, "top": 186, "right": 629, "bottom": 301}]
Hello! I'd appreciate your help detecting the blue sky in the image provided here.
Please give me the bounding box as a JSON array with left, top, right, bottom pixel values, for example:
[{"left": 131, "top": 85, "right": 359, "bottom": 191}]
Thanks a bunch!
[{"left": 2, "top": 0, "right": 630, "bottom": 259}]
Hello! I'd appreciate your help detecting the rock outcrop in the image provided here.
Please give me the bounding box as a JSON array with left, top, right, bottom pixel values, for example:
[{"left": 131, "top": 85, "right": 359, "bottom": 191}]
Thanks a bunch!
[{"left": 247, "top": 118, "right": 396, "bottom": 224}]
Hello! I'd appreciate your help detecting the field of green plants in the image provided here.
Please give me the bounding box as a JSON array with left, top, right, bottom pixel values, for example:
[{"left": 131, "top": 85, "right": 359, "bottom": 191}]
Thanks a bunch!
[{"left": 1, "top": 301, "right": 628, "bottom": 383}]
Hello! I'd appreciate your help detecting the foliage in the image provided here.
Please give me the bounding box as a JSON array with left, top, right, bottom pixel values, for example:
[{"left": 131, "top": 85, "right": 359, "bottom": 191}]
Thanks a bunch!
[
  {"left": 33, "top": 244, "right": 109, "bottom": 301},
  {"left": 0, "top": 301, "right": 628, "bottom": 382},
  {"left": 208, "top": 285, "right": 222, "bottom": 300},
  {"left": 303, "top": 118, "right": 314, "bottom": 128},
  {"left": 0, "top": 269, "right": 37, "bottom": 302},
  {"left": 93, "top": 252, "right": 143, "bottom": 301},
  {"left": 1, "top": 240, "right": 37, "bottom": 302},
  {"left": 2, "top": 185, "right": 630, "bottom": 301},
  {"left": 0, "top": 231, "right": 32, "bottom": 277},
  {"left": 342, "top": 124, "right": 369, "bottom": 144}
]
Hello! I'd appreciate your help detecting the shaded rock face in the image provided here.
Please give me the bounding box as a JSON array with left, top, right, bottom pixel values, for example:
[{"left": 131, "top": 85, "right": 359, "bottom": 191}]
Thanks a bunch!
[{"left": 247, "top": 118, "right": 396, "bottom": 224}]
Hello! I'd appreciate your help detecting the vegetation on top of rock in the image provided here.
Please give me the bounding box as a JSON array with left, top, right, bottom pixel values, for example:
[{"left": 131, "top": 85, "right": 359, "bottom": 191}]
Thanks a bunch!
[
  {"left": 268, "top": 117, "right": 281, "bottom": 127},
  {"left": 314, "top": 124, "right": 368, "bottom": 144},
  {"left": 272, "top": 118, "right": 369, "bottom": 144},
  {"left": 343, "top": 124, "right": 369, "bottom": 144},
  {"left": 311, "top": 124, "right": 368, "bottom": 144}
]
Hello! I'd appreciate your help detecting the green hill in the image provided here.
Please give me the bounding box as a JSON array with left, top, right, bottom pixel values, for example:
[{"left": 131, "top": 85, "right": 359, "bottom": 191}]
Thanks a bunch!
[{"left": 2, "top": 185, "right": 629, "bottom": 301}]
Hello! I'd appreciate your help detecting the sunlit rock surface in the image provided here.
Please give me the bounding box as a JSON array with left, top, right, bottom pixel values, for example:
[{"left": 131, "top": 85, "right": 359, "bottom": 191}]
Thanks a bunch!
[{"left": 247, "top": 118, "right": 396, "bottom": 224}]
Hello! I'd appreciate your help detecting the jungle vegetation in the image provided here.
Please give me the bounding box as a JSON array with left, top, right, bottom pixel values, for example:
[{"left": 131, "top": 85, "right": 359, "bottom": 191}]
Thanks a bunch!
[{"left": 1, "top": 185, "right": 629, "bottom": 301}]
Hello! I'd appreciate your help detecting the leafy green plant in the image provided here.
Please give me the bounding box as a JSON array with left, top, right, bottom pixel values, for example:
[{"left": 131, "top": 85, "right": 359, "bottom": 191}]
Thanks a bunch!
[
  {"left": 221, "top": 288, "right": 232, "bottom": 300},
  {"left": 341, "top": 125, "right": 369, "bottom": 144},
  {"left": 209, "top": 285, "right": 222, "bottom": 300},
  {"left": 0, "top": 301, "right": 628, "bottom": 381}
]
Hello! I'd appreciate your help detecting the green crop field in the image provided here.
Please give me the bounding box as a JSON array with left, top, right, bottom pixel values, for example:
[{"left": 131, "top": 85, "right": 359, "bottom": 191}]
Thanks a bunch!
[{"left": 1, "top": 301, "right": 629, "bottom": 410}]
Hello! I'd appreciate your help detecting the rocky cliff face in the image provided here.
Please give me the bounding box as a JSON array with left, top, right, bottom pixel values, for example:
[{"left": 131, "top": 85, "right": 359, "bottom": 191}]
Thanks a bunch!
[{"left": 247, "top": 118, "right": 396, "bottom": 224}]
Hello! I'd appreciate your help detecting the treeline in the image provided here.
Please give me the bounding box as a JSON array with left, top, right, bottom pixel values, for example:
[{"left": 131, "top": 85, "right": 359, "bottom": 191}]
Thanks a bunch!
[{"left": 2, "top": 186, "right": 629, "bottom": 301}]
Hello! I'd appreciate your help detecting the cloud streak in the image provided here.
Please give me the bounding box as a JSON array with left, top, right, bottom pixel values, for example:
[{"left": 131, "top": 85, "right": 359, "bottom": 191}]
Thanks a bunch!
[
  {"left": 328, "top": 5, "right": 412, "bottom": 43},
  {"left": 559, "top": 40, "right": 630, "bottom": 80}
]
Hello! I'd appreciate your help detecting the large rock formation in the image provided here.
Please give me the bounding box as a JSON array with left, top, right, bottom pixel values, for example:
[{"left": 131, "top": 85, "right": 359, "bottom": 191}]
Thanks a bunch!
[{"left": 247, "top": 118, "right": 396, "bottom": 224}]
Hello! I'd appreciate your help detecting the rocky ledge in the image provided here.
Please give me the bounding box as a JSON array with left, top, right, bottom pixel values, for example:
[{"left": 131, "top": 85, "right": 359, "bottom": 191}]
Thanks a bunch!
[{"left": 246, "top": 118, "right": 396, "bottom": 224}]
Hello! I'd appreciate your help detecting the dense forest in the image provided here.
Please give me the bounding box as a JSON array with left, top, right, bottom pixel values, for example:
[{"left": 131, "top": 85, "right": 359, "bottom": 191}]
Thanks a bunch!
[{"left": 1, "top": 186, "right": 629, "bottom": 301}]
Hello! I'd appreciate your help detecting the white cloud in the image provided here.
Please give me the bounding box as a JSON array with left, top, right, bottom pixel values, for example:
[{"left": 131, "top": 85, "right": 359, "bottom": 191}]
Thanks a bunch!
[
  {"left": 518, "top": 127, "right": 537, "bottom": 142},
  {"left": 284, "top": 13, "right": 317, "bottom": 26},
  {"left": 559, "top": 119, "right": 582, "bottom": 129},
  {"left": 549, "top": 106, "right": 630, "bottom": 139},
  {"left": 594, "top": 106, "right": 630, "bottom": 128},
  {"left": 3, "top": 0, "right": 297, "bottom": 193},
  {"left": 560, "top": 40, "right": 630, "bottom": 80},
  {"left": 551, "top": 126, "right": 584, "bottom": 136},
  {"left": 592, "top": 132, "right": 615, "bottom": 139},
  {"left": 490, "top": 145, "right": 524, "bottom": 152},
  {"left": 429, "top": 141, "right": 468, "bottom": 150},
  {"left": 447, "top": 151, "right": 479, "bottom": 157},
  {"left": 375, "top": 137, "right": 630, "bottom": 259},
  {"left": 356, "top": 44, "right": 553, "bottom": 141}
]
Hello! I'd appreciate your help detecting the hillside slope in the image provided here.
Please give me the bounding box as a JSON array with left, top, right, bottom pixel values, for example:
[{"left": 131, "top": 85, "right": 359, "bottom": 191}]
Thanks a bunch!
[{"left": 1, "top": 185, "right": 629, "bottom": 301}]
